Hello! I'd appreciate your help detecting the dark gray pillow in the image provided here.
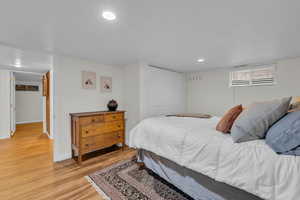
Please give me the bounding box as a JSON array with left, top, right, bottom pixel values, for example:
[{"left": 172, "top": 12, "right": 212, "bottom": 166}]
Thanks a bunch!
[
  {"left": 231, "top": 97, "right": 292, "bottom": 143},
  {"left": 266, "top": 110, "right": 300, "bottom": 155}
]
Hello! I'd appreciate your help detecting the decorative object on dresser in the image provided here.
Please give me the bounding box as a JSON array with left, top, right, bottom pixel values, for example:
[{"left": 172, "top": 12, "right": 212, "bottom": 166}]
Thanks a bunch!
[
  {"left": 70, "top": 111, "right": 125, "bottom": 164},
  {"left": 107, "top": 99, "right": 118, "bottom": 111}
]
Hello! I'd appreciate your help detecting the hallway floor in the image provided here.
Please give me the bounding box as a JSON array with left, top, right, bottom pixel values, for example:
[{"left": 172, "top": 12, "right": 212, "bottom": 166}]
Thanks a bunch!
[{"left": 0, "top": 122, "right": 135, "bottom": 200}]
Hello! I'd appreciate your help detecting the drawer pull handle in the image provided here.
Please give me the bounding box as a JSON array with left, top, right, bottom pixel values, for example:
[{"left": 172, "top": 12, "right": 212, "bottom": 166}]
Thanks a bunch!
[
  {"left": 85, "top": 131, "right": 89, "bottom": 134},
  {"left": 91, "top": 119, "right": 95, "bottom": 122},
  {"left": 85, "top": 144, "right": 89, "bottom": 147}
]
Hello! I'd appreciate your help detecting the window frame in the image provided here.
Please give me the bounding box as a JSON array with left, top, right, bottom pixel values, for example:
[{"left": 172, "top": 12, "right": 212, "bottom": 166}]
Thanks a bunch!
[{"left": 229, "top": 65, "right": 276, "bottom": 87}]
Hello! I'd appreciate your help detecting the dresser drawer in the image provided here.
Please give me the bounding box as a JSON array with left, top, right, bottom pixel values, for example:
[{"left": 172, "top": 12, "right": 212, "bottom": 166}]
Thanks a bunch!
[
  {"left": 81, "top": 142, "right": 91, "bottom": 153},
  {"left": 104, "top": 113, "right": 124, "bottom": 122},
  {"left": 81, "top": 132, "right": 122, "bottom": 153},
  {"left": 81, "top": 121, "right": 124, "bottom": 137},
  {"left": 81, "top": 123, "right": 106, "bottom": 137},
  {"left": 79, "top": 115, "right": 104, "bottom": 126},
  {"left": 105, "top": 121, "right": 124, "bottom": 132}
]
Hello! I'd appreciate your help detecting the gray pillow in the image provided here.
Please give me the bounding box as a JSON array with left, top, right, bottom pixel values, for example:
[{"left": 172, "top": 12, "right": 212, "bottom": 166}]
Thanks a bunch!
[
  {"left": 266, "top": 110, "right": 300, "bottom": 155},
  {"left": 231, "top": 97, "right": 292, "bottom": 143}
]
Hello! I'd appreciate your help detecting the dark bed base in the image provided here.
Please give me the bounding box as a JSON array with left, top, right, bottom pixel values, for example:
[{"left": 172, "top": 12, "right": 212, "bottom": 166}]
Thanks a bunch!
[{"left": 138, "top": 149, "right": 263, "bottom": 200}]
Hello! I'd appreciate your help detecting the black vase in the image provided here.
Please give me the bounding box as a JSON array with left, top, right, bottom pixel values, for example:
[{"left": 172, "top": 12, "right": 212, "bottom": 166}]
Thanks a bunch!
[{"left": 107, "top": 99, "right": 118, "bottom": 111}]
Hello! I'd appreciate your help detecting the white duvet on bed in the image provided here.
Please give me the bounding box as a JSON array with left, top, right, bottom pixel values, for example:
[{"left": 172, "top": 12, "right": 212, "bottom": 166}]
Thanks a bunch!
[{"left": 128, "top": 116, "right": 300, "bottom": 200}]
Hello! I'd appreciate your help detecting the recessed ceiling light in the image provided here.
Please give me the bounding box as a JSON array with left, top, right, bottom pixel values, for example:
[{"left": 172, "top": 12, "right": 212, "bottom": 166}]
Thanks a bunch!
[
  {"left": 197, "top": 58, "right": 205, "bottom": 63},
  {"left": 102, "top": 11, "right": 116, "bottom": 21},
  {"left": 15, "top": 59, "right": 22, "bottom": 68}
]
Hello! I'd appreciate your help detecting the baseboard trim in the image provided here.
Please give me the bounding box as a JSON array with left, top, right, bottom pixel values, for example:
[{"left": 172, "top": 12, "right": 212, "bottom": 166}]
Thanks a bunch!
[
  {"left": 45, "top": 133, "right": 53, "bottom": 140},
  {"left": 42, "top": 131, "right": 53, "bottom": 139},
  {"left": 16, "top": 120, "right": 43, "bottom": 125},
  {"left": 54, "top": 153, "right": 72, "bottom": 162},
  {"left": 0, "top": 135, "right": 10, "bottom": 140}
]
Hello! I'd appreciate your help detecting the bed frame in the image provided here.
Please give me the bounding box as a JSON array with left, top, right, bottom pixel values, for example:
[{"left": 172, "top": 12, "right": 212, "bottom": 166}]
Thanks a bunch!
[{"left": 138, "top": 149, "right": 263, "bottom": 200}]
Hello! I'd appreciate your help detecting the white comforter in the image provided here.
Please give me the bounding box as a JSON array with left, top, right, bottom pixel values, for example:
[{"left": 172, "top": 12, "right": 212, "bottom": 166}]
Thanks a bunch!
[{"left": 129, "top": 116, "right": 300, "bottom": 200}]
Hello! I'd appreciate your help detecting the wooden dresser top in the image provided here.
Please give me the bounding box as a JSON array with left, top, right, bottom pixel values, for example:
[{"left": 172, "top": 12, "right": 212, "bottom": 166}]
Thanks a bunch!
[{"left": 70, "top": 110, "right": 125, "bottom": 117}]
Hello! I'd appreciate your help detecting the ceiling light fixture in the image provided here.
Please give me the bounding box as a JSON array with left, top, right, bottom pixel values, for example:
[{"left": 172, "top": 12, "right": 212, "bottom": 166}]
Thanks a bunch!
[
  {"left": 102, "top": 11, "right": 116, "bottom": 21},
  {"left": 15, "top": 59, "right": 22, "bottom": 68},
  {"left": 197, "top": 58, "right": 205, "bottom": 63}
]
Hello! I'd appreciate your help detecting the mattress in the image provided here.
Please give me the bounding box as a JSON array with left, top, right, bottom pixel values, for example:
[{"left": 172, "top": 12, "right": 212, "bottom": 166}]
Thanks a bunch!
[
  {"left": 139, "top": 149, "right": 262, "bottom": 200},
  {"left": 129, "top": 116, "right": 300, "bottom": 200}
]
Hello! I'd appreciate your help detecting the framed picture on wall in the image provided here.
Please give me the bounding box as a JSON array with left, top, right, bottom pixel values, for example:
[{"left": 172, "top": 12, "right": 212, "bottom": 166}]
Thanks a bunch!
[
  {"left": 82, "top": 71, "right": 96, "bottom": 89},
  {"left": 100, "top": 76, "right": 112, "bottom": 93}
]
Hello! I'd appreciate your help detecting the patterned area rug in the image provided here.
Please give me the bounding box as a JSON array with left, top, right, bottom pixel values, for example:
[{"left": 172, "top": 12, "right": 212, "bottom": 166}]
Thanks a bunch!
[{"left": 86, "top": 159, "right": 193, "bottom": 200}]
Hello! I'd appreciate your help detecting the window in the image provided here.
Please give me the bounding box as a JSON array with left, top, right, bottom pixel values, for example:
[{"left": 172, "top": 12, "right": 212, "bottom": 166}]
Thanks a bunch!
[{"left": 229, "top": 65, "right": 276, "bottom": 87}]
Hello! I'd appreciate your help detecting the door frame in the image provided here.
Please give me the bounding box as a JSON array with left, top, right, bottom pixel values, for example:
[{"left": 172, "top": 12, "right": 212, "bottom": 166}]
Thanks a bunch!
[
  {"left": 9, "top": 71, "right": 16, "bottom": 136},
  {"left": 9, "top": 70, "right": 53, "bottom": 138},
  {"left": 43, "top": 71, "right": 51, "bottom": 136}
]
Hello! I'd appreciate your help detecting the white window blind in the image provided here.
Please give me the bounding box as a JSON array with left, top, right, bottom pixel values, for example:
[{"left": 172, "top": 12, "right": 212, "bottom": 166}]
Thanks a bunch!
[{"left": 230, "top": 66, "right": 276, "bottom": 87}]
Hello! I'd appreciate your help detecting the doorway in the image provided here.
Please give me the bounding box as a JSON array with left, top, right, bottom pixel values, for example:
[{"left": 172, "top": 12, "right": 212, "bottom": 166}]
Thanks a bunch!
[{"left": 10, "top": 71, "right": 51, "bottom": 138}]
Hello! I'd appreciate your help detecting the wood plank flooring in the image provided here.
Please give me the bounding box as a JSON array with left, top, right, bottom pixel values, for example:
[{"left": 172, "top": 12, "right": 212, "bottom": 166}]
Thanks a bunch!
[{"left": 0, "top": 122, "right": 136, "bottom": 200}]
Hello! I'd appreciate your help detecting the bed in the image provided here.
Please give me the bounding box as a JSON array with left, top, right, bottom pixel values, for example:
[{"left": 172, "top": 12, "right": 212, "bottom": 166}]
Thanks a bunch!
[{"left": 129, "top": 116, "right": 300, "bottom": 200}]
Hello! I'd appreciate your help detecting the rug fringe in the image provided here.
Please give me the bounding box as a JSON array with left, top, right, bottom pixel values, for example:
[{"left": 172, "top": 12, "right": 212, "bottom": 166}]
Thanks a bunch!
[{"left": 85, "top": 176, "right": 111, "bottom": 200}]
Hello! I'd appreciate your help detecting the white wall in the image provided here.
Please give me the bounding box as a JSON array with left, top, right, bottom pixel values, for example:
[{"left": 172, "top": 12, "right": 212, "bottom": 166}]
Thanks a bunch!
[
  {"left": 15, "top": 83, "right": 43, "bottom": 124},
  {"left": 53, "top": 58, "right": 187, "bottom": 161},
  {"left": 187, "top": 69, "right": 234, "bottom": 116},
  {"left": 0, "top": 70, "right": 11, "bottom": 139},
  {"left": 124, "top": 64, "right": 141, "bottom": 143},
  {"left": 140, "top": 64, "right": 186, "bottom": 119},
  {"left": 187, "top": 57, "right": 300, "bottom": 116},
  {"left": 53, "top": 56, "right": 125, "bottom": 161},
  {"left": 124, "top": 63, "right": 187, "bottom": 140}
]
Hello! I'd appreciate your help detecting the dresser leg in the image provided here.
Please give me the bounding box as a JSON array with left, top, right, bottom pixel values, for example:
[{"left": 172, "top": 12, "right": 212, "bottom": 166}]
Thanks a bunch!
[{"left": 78, "top": 155, "right": 82, "bottom": 165}]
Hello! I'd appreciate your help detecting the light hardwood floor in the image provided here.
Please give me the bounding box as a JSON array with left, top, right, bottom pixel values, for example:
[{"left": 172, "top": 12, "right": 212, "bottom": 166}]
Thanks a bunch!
[{"left": 0, "top": 122, "right": 136, "bottom": 200}]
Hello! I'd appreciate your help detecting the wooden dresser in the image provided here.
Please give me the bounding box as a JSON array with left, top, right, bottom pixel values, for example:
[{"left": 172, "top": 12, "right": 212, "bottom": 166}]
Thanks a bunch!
[{"left": 70, "top": 111, "right": 125, "bottom": 164}]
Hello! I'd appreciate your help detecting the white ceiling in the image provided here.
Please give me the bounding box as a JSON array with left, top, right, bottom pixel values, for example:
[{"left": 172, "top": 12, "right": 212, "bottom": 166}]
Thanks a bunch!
[
  {"left": 15, "top": 72, "right": 43, "bottom": 83},
  {"left": 0, "top": 0, "right": 300, "bottom": 72},
  {"left": 0, "top": 45, "right": 53, "bottom": 73}
]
